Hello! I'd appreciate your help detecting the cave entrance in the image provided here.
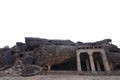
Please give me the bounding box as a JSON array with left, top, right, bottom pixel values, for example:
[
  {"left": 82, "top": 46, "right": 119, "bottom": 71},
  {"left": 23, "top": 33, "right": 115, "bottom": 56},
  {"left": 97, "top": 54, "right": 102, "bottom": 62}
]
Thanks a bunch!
[
  {"left": 51, "top": 58, "right": 77, "bottom": 71},
  {"left": 114, "top": 63, "right": 120, "bottom": 70},
  {"left": 93, "top": 52, "right": 105, "bottom": 71},
  {"left": 80, "top": 52, "right": 91, "bottom": 71}
]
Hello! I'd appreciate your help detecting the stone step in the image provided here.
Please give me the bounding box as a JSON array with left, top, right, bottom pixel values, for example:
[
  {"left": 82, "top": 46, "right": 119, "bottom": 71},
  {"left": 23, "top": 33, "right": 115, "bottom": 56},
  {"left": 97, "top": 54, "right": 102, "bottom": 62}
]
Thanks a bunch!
[
  {"left": 39, "top": 71, "right": 120, "bottom": 76},
  {"left": 0, "top": 75, "right": 120, "bottom": 80}
]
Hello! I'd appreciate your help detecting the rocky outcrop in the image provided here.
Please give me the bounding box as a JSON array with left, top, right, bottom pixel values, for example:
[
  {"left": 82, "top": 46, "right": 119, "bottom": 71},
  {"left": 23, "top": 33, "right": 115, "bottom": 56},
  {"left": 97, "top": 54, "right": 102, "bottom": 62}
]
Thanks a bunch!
[
  {"left": 0, "top": 37, "right": 120, "bottom": 76},
  {"left": 0, "top": 48, "right": 16, "bottom": 70}
]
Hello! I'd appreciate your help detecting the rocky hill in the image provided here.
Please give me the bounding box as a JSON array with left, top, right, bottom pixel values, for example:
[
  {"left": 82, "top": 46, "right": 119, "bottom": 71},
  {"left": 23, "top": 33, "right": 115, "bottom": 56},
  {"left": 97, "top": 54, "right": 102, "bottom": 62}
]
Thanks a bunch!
[{"left": 0, "top": 37, "right": 120, "bottom": 76}]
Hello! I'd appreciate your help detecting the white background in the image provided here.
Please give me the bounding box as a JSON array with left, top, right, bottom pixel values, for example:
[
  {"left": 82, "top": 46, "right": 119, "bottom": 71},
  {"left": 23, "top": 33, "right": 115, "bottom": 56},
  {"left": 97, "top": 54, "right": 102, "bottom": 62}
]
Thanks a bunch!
[{"left": 0, "top": 0, "right": 120, "bottom": 47}]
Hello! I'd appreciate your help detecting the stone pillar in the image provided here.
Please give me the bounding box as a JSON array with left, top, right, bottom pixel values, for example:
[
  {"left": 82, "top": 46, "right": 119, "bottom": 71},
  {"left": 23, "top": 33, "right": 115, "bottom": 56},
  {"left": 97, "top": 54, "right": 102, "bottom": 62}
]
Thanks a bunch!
[
  {"left": 89, "top": 53, "right": 96, "bottom": 72},
  {"left": 101, "top": 50, "right": 110, "bottom": 72},
  {"left": 110, "top": 62, "right": 113, "bottom": 71},
  {"left": 96, "top": 61, "right": 101, "bottom": 72},
  {"left": 76, "top": 50, "right": 82, "bottom": 72},
  {"left": 48, "top": 65, "right": 51, "bottom": 71},
  {"left": 86, "top": 59, "right": 90, "bottom": 71}
]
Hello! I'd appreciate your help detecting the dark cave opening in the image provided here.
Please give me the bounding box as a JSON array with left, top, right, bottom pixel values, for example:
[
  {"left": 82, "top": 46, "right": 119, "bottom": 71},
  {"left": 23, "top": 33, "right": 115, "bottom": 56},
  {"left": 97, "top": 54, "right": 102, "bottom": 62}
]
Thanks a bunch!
[
  {"left": 19, "top": 54, "right": 24, "bottom": 57},
  {"left": 51, "top": 58, "right": 77, "bottom": 71},
  {"left": 80, "top": 53, "right": 91, "bottom": 71},
  {"left": 93, "top": 52, "right": 105, "bottom": 71},
  {"left": 114, "top": 64, "right": 120, "bottom": 70}
]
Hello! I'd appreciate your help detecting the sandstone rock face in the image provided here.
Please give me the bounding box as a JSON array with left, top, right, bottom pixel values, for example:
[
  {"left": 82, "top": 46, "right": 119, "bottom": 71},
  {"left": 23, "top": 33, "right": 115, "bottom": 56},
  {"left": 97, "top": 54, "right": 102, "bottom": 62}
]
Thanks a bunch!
[{"left": 33, "top": 45, "right": 76, "bottom": 66}]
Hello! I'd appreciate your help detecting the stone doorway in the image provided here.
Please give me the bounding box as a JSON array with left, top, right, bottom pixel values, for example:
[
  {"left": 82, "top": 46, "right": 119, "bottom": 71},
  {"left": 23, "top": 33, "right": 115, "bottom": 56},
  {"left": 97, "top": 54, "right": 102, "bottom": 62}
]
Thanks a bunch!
[
  {"left": 80, "top": 52, "right": 91, "bottom": 71},
  {"left": 93, "top": 52, "right": 105, "bottom": 71}
]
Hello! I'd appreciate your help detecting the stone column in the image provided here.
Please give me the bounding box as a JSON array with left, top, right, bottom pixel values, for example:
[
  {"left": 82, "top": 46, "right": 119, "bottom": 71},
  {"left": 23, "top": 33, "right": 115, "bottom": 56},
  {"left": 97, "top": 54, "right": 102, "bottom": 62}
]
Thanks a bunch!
[
  {"left": 76, "top": 50, "right": 82, "bottom": 72},
  {"left": 101, "top": 50, "right": 110, "bottom": 72},
  {"left": 89, "top": 52, "right": 96, "bottom": 72},
  {"left": 86, "top": 59, "right": 90, "bottom": 71},
  {"left": 110, "top": 62, "right": 113, "bottom": 71},
  {"left": 96, "top": 61, "right": 101, "bottom": 72},
  {"left": 48, "top": 65, "right": 51, "bottom": 71}
]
